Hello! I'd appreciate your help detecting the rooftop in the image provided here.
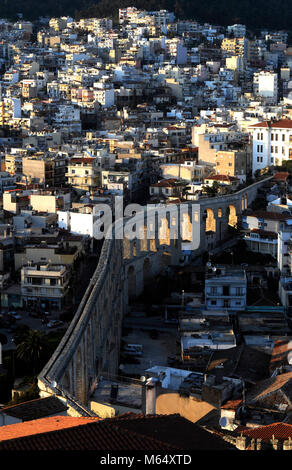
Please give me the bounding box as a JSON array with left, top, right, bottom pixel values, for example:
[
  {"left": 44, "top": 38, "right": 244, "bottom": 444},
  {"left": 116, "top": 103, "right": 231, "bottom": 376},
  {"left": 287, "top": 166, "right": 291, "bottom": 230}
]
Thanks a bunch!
[{"left": 0, "top": 396, "right": 67, "bottom": 421}]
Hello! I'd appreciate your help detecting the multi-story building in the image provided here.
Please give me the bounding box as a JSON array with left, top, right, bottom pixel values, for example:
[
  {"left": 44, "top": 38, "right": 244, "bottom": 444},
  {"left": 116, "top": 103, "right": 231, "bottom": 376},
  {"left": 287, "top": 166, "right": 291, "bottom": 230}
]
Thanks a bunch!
[
  {"left": 0, "top": 98, "right": 21, "bottom": 125},
  {"left": 22, "top": 155, "right": 67, "bottom": 187},
  {"left": 215, "top": 149, "right": 251, "bottom": 182},
  {"left": 253, "top": 71, "right": 278, "bottom": 103},
  {"left": 243, "top": 229, "right": 278, "bottom": 257},
  {"left": 205, "top": 265, "right": 247, "bottom": 311},
  {"left": 66, "top": 157, "right": 100, "bottom": 194},
  {"left": 221, "top": 37, "right": 247, "bottom": 58},
  {"left": 226, "top": 24, "right": 246, "bottom": 38},
  {"left": 21, "top": 263, "right": 71, "bottom": 311},
  {"left": 249, "top": 119, "right": 292, "bottom": 173},
  {"left": 5, "top": 151, "right": 24, "bottom": 176},
  {"left": 0, "top": 172, "right": 16, "bottom": 194}
]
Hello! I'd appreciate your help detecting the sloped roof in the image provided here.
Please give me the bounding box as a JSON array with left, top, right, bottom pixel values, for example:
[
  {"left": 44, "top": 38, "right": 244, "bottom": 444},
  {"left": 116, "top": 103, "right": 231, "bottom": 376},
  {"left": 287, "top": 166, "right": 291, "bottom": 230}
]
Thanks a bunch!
[
  {"left": 0, "top": 413, "right": 234, "bottom": 451},
  {"left": 250, "top": 120, "right": 292, "bottom": 129},
  {"left": 247, "top": 210, "right": 292, "bottom": 221},
  {"left": 273, "top": 172, "right": 290, "bottom": 182},
  {"left": 270, "top": 340, "right": 292, "bottom": 373},
  {"left": 0, "top": 396, "right": 67, "bottom": 421},
  {"left": 239, "top": 422, "right": 292, "bottom": 441},
  {"left": 246, "top": 372, "right": 292, "bottom": 408},
  {"left": 0, "top": 416, "right": 100, "bottom": 441}
]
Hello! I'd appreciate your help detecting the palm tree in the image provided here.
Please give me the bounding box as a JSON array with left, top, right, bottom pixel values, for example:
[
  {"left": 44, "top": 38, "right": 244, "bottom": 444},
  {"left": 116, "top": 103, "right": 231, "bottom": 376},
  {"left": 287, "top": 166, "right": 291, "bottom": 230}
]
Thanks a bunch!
[{"left": 16, "top": 330, "right": 45, "bottom": 375}]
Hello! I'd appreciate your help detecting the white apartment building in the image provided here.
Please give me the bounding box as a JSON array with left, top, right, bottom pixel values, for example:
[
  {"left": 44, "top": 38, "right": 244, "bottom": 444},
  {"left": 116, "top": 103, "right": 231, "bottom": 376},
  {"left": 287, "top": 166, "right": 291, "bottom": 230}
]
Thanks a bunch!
[
  {"left": 249, "top": 119, "right": 292, "bottom": 173},
  {"left": 205, "top": 265, "right": 247, "bottom": 311},
  {"left": 253, "top": 71, "right": 278, "bottom": 103},
  {"left": 93, "top": 83, "right": 115, "bottom": 107},
  {"left": 277, "top": 226, "right": 292, "bottom": 275},
  {"left": 58, "top": 204, "right": 108, "bottom": 240}
]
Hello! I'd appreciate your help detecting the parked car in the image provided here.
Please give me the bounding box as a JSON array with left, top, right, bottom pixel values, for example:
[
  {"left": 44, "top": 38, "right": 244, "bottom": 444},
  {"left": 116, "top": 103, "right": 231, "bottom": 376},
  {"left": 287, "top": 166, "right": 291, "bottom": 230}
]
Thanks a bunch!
[
  {"left": 47, "top": 320, "right": 63, "bottom": 328},
  {"left": 8, "top": 312, "right": 22, "bottom": 320}
]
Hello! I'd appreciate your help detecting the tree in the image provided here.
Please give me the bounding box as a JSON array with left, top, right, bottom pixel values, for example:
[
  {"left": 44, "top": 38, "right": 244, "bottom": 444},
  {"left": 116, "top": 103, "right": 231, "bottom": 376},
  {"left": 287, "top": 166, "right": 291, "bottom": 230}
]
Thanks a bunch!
[{"left": 16, "top": 330, "right": 45, "bottom": 375}]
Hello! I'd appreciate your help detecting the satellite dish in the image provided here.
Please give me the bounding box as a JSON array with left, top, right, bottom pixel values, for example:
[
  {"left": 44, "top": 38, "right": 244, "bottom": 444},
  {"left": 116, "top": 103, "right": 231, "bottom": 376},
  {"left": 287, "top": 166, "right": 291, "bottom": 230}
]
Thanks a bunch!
[
  {"left": 119, "top": 364, "right": 125, "bottom": 370},
  {"left": 206, "top": 262, "right": 211, "bottom": 268},
  {"left": 140, "top": 376, "right": 146, "bottom": 382},
  {"left": 212, "top": 267, "right": 217, "bottom": 272},
  {"left": 51, "top": 380, "right": 57, "bottom": 389},
  {"left": 219, "top": 417, "right": 229, "bottom": 428}
]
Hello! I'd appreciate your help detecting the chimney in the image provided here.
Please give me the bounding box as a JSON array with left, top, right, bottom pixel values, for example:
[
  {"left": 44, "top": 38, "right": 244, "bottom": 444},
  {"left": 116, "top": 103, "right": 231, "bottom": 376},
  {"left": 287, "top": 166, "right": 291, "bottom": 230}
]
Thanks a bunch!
[
  {"left": 271, "top": 435, "right": 279, "bottom": 450},
  {"left": 145, "top": 377, "right": 158, "bottom": 415},
  {"left": 283, "top": 436, "right": 292, "bottom": 450},
  {"left": 236, "top": 434, "right": 250, "bottom": 450}
]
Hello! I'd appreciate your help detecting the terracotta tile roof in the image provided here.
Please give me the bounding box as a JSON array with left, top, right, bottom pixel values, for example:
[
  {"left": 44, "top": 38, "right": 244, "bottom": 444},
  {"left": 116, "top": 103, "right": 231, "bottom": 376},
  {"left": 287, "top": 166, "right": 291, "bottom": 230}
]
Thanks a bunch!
[
  {"left": 0, "top": 416, "right": 100, "bottom": 441},
  {"left": 204, "top": 174, "right": 239, "bottom": 182},
  {"left": 69, "top": 158, "right": 95, "bottom": 164},
  {"left": 273, "top": 172, "right": 290, "bottom": 182},
  {"left": 0, "top": 396, "right": 67, "bottom": 421},
  {"left": 151, "top": 178, "right": 179, "bottom": 188},
  {"left": 250, "top": 119, "right": 292, "bottom": 129},
  {"left": 0, "top": 413, "right": 234, "bottom": 451},
  {"left": 270, "top": 340, "right": 292, "bottom": 373},
  {"left": 221, "top": 399, "right": 243, "bottom": 410},
  {"left": 240, "top": 423, "right": 292, "bottom": 441},
  {"left": 247, "top": 210, "right": 292, "bottom": 221},
  {"left": 246, "top": 371, "right": 292, "bottom": 405}
]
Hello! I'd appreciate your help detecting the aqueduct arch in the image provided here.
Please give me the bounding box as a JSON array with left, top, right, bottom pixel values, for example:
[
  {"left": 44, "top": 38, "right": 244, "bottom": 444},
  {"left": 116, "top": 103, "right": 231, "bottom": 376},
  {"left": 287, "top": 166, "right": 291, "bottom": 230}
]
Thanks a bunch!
[{"left": 205, "top": 208, "right": 216, "bottom": 232}]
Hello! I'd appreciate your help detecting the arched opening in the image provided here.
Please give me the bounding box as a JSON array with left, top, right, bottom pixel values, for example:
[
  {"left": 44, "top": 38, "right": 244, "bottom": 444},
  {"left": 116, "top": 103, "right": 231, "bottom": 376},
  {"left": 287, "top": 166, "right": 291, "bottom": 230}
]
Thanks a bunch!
[
  {"left": 218, "top": 208, "right": 222, "bottom": 218},
  {"left": 181, "top": 212, "right": 192, "bottom": 242},
  {"left": 205, "top": 208, "right": 216, "bottom": 232},
  {"left": 127, "top": 265, "right": 136, "bottom": 300},
  {"left": 132, "top": 241, "right": 137, "bottom": 257},
  {"left": 123, "top": 237, "right": 131, "bottom": 259},
  {"left": 150, "top": 238, "right": 157, "bottom": 251},
  {"left": 227, "top": 205, "right": 237, "bottom": 227},
  {"left": 140, "top": 226, "right": 148, "bottom": 252},
  {"left": 159, "top": 217, "right": 170, "bottom": 246},
  {"left": 143, "top": 258, "right": 152, "bottom": 285}
]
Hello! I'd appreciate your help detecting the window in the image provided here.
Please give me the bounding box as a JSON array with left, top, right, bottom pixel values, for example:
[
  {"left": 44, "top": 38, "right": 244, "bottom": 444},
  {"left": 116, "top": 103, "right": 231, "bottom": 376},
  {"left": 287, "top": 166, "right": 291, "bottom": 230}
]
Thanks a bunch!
[
  {"left": 275, "top": 146, "right": 278, "bottom": 153},
  {"left": 275, "top": 134, "right": 278, "bottom": 141},
  {"left": 223, "top": 286, "right": 229, "bottom": 296},
  {"left": 211, "top": 300, "right": 217, "bottom": 305},
  {"left": 271, "top": 146, "right": 274, "bottom": 153},
  {"left": 271, "top": 134, "right": 274, "bottom": 141},
  {"left": 282, "top": 134, "right": 285, "bottom": 141}
]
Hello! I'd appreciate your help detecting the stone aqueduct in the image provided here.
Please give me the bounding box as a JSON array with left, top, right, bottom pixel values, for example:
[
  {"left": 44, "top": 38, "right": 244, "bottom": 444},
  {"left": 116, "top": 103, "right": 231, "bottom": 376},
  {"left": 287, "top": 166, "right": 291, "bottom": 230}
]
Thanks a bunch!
[{"left": 38, "top": 177, "right": 271, "bottom": 413}]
